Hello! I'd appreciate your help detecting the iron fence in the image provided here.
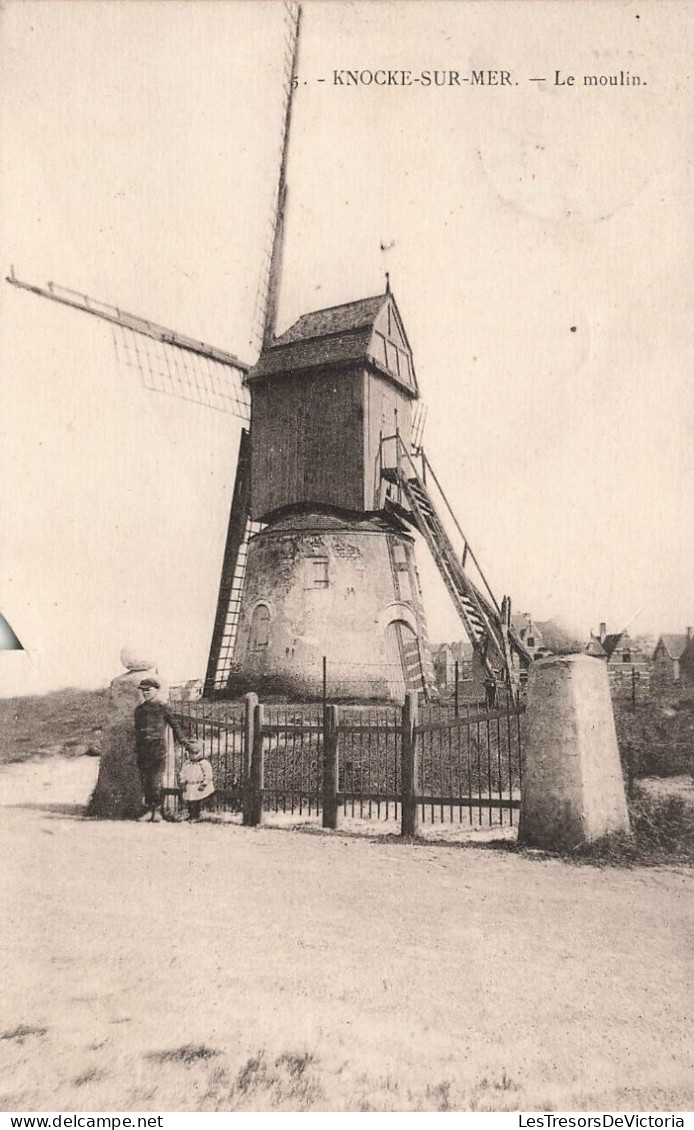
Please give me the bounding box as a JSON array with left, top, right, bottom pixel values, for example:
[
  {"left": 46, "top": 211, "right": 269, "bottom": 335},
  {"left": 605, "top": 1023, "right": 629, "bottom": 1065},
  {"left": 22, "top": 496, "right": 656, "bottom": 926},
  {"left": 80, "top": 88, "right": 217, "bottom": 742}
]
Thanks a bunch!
[
  {"left": 338, "top": 705, "right": 402, "bottom": 820},
  {"left": 417, "top": 706, "right": 522, "bottom": 827},
  {"left": 170, "top": 698, "right": 245, "bottom": 813},
  {"left": 262, "top": 703, "right": 323, "bottom": 815},
  {"left": 169, "top": 692, "right": 524, "bottom": 834}
]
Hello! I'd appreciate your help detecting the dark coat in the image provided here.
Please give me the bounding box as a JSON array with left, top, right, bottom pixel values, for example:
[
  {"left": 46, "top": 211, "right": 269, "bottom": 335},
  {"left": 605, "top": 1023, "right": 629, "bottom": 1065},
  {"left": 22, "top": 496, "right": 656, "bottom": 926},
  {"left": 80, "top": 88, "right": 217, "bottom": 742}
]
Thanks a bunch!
[{"left": 134, "top": 700, "right": 185, "bottom": 767}]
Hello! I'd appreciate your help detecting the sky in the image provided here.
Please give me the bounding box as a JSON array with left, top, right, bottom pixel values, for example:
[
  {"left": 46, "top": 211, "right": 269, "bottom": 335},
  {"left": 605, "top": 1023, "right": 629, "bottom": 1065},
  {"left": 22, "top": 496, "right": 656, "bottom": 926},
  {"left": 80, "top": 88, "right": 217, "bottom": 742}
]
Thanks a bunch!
[{"left": 1, "top": 0, "right": 692, "bottom": 696}]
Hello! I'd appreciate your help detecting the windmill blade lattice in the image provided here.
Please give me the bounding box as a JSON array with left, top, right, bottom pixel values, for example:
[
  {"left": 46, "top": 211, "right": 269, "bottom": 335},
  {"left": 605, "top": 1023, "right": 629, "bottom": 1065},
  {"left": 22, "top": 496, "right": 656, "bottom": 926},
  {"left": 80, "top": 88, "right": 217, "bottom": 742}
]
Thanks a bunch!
[
  {"left": 250, "top": 0, "right": 302, "bottom": 351},
  {"left": 6, "top": 271, "right": 251, "bottom": 422},
  {"left": 112, "top": 324, "right": 250, "bottom": 421}
]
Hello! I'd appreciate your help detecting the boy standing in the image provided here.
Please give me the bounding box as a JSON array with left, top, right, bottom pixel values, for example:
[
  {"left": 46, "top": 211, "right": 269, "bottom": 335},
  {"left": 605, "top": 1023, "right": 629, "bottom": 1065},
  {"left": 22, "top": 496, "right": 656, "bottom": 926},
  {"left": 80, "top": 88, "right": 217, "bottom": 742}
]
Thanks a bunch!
[{"left": 135, "top": 678, "right": 191, "bottom": 821}]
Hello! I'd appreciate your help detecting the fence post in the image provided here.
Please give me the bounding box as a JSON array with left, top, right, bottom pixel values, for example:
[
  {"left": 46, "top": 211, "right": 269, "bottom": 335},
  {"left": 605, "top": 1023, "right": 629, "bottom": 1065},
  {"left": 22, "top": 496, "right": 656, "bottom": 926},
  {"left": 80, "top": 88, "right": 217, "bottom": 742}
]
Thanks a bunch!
[
  {"left": 454, "top": 660, "right": 459, "bottom": 717},
  {"left": 242, "top": 692, "right": 258, "bottom": 826},
  {"left": 401, "top": 691, "right": 419, "bottom": 837},
  {"left": 322, "top": 704, "right": 339, "bottom": 830},
  {"left": 246, "top": 702, "right": 265, "bottom": 826}
]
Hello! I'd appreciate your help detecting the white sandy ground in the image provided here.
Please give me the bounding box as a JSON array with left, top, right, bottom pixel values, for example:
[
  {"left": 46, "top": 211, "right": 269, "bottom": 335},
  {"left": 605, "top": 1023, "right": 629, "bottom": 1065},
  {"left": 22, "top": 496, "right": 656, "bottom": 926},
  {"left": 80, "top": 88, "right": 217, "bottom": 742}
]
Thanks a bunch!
[{"left": 0, "top": 755, "right": 692, "bottom": 1112}]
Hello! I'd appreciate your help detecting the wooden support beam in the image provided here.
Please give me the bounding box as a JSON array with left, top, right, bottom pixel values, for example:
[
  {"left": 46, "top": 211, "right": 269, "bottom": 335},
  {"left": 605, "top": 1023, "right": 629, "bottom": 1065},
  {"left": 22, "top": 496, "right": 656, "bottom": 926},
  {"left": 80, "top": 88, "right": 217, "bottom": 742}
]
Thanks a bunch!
[
  {"left": 242, "top": 693, "right": 259, "bottom": 826},
  {"left": 322, "top": 704, "right": 339, "bottom": 830},
  {"left": 204, "top": 428, "right": 253, "bottom": 692},
  {"left": 246, "top": 702, "right": 265, "bottom": 827},
  {"left": 6, "top": 271, "right": 252, "bottom": 373}
]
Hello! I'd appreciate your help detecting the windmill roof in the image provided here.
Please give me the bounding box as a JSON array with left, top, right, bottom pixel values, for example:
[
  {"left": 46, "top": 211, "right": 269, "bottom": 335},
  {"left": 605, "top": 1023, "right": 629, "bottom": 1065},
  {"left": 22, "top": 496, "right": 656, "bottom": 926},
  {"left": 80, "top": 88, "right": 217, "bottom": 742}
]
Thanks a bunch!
[
  {"left": 656, "top": 634, "right": 689, "bottom": 660},
  {"left": 248, "top": 293, "right": 417, "bottom": 396},
  {"left": 251, "top": 326, "right": 376, "bottom": 378},
  {"left": 274, "top": 294, "right": 387, "bottom": 344}
]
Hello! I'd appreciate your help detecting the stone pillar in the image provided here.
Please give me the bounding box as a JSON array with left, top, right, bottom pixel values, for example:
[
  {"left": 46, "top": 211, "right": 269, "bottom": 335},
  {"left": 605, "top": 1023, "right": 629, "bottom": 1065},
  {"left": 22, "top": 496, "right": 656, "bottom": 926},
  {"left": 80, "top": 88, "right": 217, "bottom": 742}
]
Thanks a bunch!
[
  {"left": 86, "top": 649, "right": 160, "bottom": 819},
  {"left": 518, "top": 654, "right": 630, "bottom": 849}
]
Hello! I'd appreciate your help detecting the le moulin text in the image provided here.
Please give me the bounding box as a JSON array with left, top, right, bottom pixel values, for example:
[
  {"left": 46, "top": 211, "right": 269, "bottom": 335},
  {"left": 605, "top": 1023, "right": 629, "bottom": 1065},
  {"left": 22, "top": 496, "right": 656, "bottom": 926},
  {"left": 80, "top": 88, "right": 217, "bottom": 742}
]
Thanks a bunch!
[{"left": 322, "top": 68, "right": 644, "bottom": 88}]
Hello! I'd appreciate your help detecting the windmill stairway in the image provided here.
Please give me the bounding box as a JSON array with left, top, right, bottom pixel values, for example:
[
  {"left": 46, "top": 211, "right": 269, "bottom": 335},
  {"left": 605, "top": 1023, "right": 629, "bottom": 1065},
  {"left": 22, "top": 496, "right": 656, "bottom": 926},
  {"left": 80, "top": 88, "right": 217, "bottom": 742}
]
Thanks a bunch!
[{"left": 381, "top": 438, "right": 530, "bottom": 696}]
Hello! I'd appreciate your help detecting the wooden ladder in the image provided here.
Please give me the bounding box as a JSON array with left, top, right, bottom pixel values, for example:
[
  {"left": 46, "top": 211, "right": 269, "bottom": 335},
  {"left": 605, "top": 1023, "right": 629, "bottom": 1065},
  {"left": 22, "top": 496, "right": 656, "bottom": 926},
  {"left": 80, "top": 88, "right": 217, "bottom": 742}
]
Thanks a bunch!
[
  {"left": 389, "top": 446, "right": 529, "bottom": 694},
  {"left": 205, "top": 429, "right": 264, "bottom": 693}
]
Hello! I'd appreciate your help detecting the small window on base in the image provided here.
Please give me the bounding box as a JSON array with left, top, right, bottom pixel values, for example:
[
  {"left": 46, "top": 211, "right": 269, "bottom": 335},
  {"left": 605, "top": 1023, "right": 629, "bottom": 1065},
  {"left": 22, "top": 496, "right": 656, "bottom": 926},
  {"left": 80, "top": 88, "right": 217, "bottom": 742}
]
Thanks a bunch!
[
  {"left": 249, "top": 604, "right": 270, "bottom": 651},
  {"left": 307, "top": 557, "right": 329, "bottom": 589}
]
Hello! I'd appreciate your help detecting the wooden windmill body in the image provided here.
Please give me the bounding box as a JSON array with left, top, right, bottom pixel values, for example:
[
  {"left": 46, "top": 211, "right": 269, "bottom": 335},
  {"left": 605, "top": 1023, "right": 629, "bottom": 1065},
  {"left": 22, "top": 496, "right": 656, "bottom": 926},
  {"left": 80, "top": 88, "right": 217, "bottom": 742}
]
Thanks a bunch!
[
  {"left": 6, "top": 4, "right": 530, "bottom": 702},
  {"left": 228, "top": 289, "right": 437, "bottom": 701}
]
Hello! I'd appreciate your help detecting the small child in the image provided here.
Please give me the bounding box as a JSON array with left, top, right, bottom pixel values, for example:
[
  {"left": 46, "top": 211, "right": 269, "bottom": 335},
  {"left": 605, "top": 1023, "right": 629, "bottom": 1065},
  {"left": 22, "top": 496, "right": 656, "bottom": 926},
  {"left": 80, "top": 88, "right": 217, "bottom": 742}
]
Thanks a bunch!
[{"left": 178, "top": 740, "right": 215, "bottom": 820}]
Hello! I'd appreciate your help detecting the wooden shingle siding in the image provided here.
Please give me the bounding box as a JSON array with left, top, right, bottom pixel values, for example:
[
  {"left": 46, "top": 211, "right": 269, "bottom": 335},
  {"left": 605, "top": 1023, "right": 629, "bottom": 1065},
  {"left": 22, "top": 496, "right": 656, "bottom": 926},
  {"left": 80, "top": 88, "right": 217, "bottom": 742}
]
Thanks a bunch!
[
  {"left": 248, "top": 292, "right": 418, "bottom": 519},
  {"left": 250, "top": 369, "right": 364, "bottom": 518}
]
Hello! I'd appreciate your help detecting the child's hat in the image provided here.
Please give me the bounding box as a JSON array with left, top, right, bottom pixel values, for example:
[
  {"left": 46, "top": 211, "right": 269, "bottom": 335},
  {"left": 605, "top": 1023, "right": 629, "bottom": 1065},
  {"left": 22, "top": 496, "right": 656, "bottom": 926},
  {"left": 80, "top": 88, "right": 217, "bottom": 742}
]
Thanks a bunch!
[{"left": 139, "top": 677, "right": 161, "bottom": 690}]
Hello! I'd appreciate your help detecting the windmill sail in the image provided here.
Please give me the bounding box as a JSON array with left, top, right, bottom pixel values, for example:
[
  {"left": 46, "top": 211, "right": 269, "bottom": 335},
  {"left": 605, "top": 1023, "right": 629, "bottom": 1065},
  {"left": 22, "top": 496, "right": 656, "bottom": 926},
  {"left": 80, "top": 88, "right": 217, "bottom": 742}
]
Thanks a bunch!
[
  {"left": 252, "top": 0, "right": 302, "bottom": 352},
  {"left": 6, "top": 272, "right": 251, "bottom": 421},
  {"left": 6, "top": 4, "right": 304, "bottom": 697},
  {"left": 206, "top": 1, "right": 302, "bottom": 691},
  {"left": 260, "top": 2, "right": 302, "bottom": 349},
  {"left": 111, "top": 324, "right": 250, "bottom": 420}
]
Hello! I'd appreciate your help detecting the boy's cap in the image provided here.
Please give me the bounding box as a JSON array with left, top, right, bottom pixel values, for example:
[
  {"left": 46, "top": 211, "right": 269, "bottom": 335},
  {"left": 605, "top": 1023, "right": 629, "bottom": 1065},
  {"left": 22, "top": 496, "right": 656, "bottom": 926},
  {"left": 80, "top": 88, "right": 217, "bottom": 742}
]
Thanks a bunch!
[
  {"left": 187, "top": 739, "right": 202, "bottom": 750},
  {"left": 139, "top": 677, "right": 161, "bottom": 690}
]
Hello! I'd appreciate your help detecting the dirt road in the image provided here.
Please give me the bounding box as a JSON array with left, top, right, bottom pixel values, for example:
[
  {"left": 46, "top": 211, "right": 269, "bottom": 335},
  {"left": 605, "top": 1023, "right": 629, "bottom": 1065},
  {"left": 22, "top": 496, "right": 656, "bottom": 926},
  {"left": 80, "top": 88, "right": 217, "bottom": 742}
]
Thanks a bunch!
[{"left": 1, "top": 756, "right": 692, "bottom": 1111}]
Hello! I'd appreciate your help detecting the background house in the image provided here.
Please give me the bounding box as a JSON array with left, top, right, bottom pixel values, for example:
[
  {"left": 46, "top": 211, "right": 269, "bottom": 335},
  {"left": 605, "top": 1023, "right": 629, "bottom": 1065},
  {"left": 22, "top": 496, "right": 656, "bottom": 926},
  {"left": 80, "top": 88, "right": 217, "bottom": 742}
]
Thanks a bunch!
[
  {"left": 432, "top": 639, "right": 473, "bottom": 693},
  {"left": 511, "top": 613, "right": 544, "bottom": 658},
  {"left": 680, "top": 637, "right": 694, "bottom": 687},
  {"left": 652, "top": 629, "right": 693, "bottom": 686},
  {"left": 586, "top": 622, "right": 651, "bottom": 694},
  {"left": 585, "top": 636, "right": 607, "bottom": 659}
]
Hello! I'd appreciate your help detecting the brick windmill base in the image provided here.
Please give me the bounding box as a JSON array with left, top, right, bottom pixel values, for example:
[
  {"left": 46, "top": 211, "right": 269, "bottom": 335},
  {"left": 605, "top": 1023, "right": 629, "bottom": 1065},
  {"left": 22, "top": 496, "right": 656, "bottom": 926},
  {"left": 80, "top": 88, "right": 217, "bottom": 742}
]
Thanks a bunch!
[{"left": 230, "top": 510, "right": 436, "bottom": 701}]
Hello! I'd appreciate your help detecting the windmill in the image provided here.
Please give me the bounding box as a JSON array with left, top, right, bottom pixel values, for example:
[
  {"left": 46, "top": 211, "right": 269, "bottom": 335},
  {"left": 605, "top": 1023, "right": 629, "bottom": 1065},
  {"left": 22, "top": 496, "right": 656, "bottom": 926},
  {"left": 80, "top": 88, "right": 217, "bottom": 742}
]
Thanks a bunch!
[{"left": 6, "top": 3, "right": 530, "bottom": 703}]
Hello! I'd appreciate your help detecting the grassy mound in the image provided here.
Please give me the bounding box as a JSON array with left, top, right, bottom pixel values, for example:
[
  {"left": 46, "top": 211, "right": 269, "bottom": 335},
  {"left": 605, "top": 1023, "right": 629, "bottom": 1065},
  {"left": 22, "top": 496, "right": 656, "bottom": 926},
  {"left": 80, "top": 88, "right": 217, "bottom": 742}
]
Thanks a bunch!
[
  {"left": 561, "top": 784, "right": 694, "bottom": 867},
  {"left": 0, "top": 688, "right": 110, "bottom": 764}
]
